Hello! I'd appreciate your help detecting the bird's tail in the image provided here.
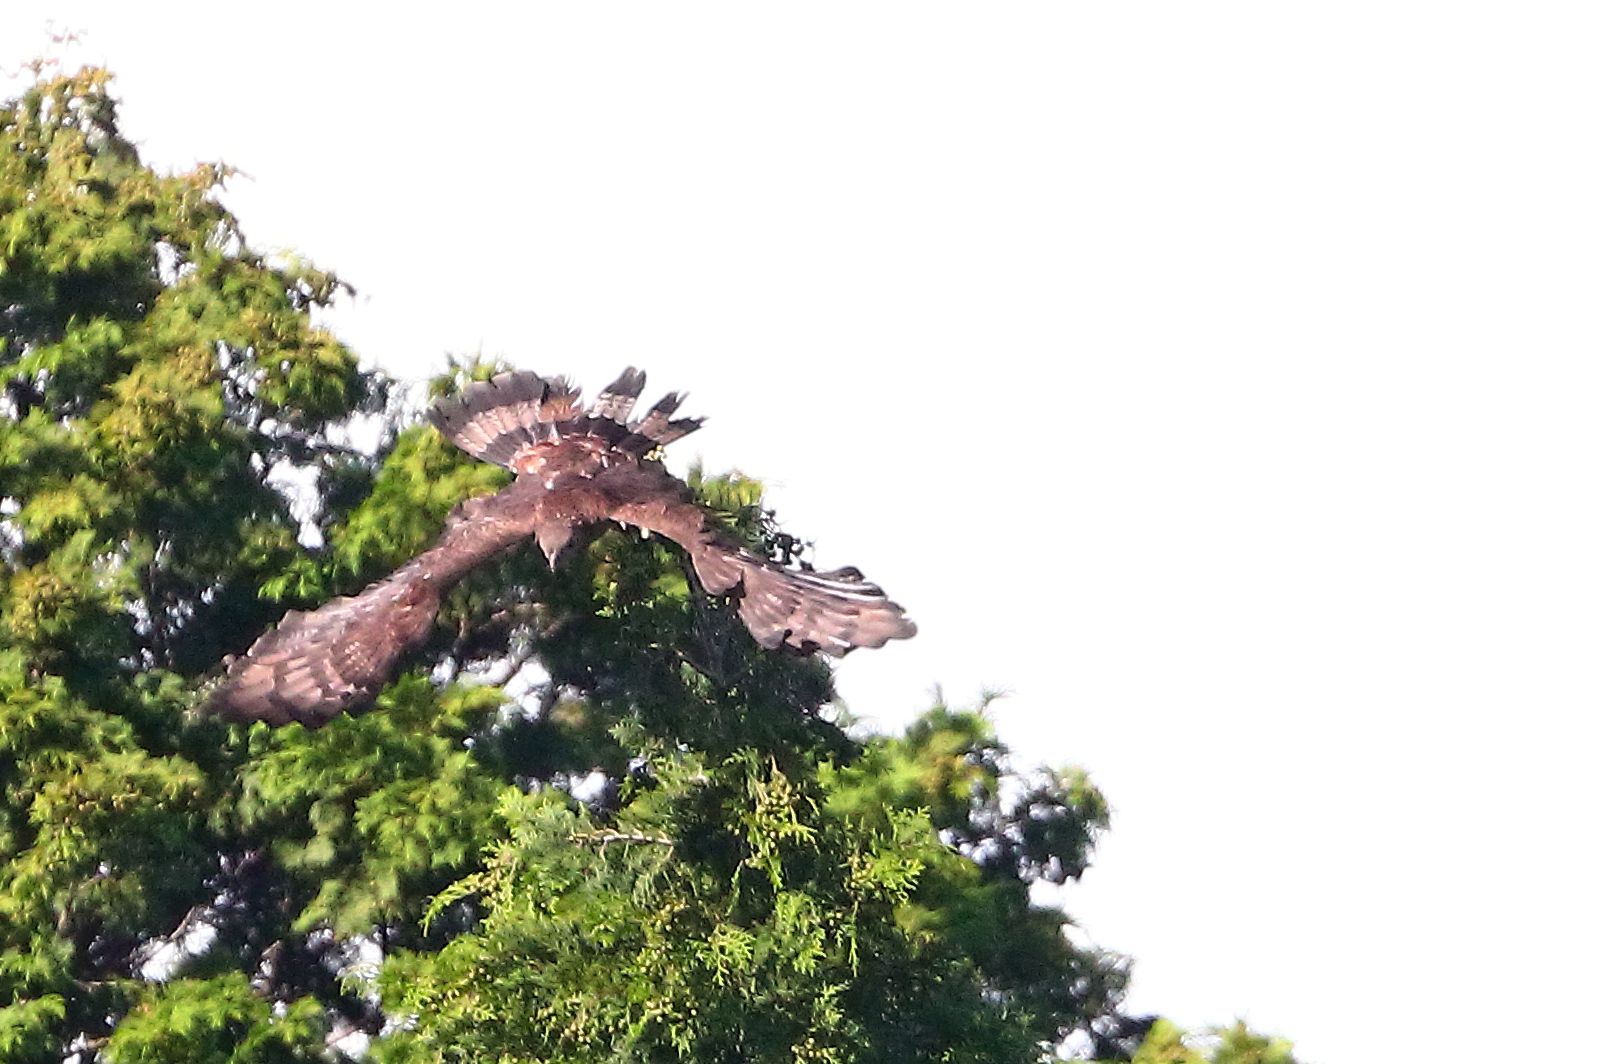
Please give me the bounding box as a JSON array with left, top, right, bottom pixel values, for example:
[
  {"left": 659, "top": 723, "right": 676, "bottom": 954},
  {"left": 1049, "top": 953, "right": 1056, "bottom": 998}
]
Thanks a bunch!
[{"left": 429, "top": 368, "right": 703, "bottom": 471}]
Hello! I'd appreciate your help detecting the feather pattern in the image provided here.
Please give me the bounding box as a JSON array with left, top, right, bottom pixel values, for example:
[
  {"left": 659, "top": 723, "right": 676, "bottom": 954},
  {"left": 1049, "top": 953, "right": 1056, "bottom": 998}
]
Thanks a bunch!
[
  {"left": 591, "top": 366, "right": 647, "bottom": 423},
  {"left": 210, "top": 369, "right": 912, "bottom": 726},
  {"left": 631, "top": 392, "right": 683, "bottom": 441},
  {"left": 210, "top": 477, "right": 550, "bottom": 725},
  {"left": 595, "top": 463, "right": 916, "bottom": 657}
]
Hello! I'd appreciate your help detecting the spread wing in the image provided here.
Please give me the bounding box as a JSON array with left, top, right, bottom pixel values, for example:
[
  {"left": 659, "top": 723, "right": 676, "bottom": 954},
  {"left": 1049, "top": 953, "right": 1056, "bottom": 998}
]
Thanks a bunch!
[
  {"left": 207, "top": 578, "right": 434, "bottom": 728},
  {"left": 209, "top": 477, "right": 547, "bottom": 727},
  {"left": 595, "top": 462, "right": 917, "bottom": 656},
  {"left": 211, "top": 367, "right": 915, "bottom": 729}
]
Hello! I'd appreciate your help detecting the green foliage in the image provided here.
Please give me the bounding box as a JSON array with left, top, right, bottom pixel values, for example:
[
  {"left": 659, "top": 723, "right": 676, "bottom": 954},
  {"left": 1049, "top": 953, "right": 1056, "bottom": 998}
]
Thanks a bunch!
[
  {"left": 1210, "top": 1022, "right": 1300, "bottom": 1064},
  {"left": 0, "top": 65, "right": 389, "bottom": 1062},
  {"left": 376, "top": 755, "right": 1040, "bottom": 1063},
  {"left": 232, "top": 678, "right": 508, "bottom": 935},
  {"left": 106, "top": 974, "right": 327, "bottom": 1064},
  {"left": 0, "top": 65, "right": 1289, "bottom": 1064},
  {"left": 1107, "top": 1019, "right": 1301, "bottom": 1064}
]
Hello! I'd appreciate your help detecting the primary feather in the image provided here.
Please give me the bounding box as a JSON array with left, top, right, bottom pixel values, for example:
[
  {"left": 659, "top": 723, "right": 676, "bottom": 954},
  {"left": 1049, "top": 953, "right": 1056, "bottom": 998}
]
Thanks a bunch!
[{"left": 211, "top": 368, "right": 914, "bottom": 726}]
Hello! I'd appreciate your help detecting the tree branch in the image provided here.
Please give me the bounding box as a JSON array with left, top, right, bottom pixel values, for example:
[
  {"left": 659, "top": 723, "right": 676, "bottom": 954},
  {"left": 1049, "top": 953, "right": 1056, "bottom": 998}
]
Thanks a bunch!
[{"left": 568, "top": 829, "right": 674, "bottom": 851}]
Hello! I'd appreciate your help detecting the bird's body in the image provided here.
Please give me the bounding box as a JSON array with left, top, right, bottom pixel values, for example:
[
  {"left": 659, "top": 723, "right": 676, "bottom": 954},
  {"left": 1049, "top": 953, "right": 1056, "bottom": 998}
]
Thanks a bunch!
[{"left": 210, "top": 368, "right": 915, "bottom": 727}]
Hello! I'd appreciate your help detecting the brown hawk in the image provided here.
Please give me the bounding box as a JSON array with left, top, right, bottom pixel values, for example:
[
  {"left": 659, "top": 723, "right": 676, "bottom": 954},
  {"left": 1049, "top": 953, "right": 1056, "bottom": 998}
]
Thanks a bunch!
[{"left": 209, "top": 368, "right": 915, "bottom": 727}]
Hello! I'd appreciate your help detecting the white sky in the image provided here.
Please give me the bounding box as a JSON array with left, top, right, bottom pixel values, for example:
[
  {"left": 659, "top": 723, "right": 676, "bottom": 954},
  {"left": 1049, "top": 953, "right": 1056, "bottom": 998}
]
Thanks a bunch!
[{"left": 9, "top": 5, "right": 1599, "bottom": 1062}]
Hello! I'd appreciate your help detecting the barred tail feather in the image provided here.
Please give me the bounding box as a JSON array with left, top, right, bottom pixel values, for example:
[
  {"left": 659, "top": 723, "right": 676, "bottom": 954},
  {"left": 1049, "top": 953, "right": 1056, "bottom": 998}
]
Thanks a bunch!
[
  {"left": 653, "top": 417, "right": 705, "bottom": 447},
  {"left": 535, "top": 377, "right": 584, "bottom": 425},
  {"left": 591, "top": 367, "right": 647, "bottom": 422},
  {"left": 631, "top": 392, "right": 683, "bottom": 440},
  {"left": 431, "top": 369, "right": 703, "bottom": 471},
  {"left": 620, "top": 393, "right": 703, "bottom": 454},
  {"left": 429, "top": 370, "right": 553, "bottom": 469}
]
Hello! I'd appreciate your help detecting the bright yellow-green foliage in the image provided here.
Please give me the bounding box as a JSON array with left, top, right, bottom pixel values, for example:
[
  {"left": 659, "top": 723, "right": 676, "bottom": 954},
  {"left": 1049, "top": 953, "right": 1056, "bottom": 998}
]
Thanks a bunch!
[
  {"left": 233, "top": 677, "right": 509, "bottom": 935},
  {"left": 1105, "top": 1019, "right": 1300, "bottom": 1064},
  {"left": 0, "top": 66, "right": 1294, "bottom": 1064},
  {"left": 377, "top": 760, "right": 981, "bottom": 1064},
  {"left": 107, "top": 973, "right": 325, "bottom": 1064},
  {"left": 0, "top": 67, "right": 373, "bottom": 679}
]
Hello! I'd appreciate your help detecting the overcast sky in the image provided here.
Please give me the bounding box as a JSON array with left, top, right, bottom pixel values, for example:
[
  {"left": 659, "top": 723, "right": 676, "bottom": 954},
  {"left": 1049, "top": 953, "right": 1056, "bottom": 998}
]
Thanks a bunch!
[{"left": 9, "top": 5, "right": 1598, "bottom": 1062}]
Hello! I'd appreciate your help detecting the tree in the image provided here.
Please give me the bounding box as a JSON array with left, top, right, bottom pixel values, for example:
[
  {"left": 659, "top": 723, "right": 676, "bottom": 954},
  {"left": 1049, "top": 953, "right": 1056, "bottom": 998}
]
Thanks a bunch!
[
  {"left": 367, "top": 694, "right": 1135, "bottom": 1063},
  {"left": 1104, "top": 1020, "right": 1300, "bottom": 1064},
  {"left": 0, "top": 67, "right": 1294, "bottom": 1063},
  {"left": 0, "top": 62, "right": 391, "bottom": 1060}
]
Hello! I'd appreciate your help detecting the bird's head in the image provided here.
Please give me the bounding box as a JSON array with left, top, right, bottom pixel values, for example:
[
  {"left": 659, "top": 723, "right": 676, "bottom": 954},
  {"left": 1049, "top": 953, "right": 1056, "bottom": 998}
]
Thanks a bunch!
[{"left": 536, "top": 523, "right": 575, "bottom": 569}]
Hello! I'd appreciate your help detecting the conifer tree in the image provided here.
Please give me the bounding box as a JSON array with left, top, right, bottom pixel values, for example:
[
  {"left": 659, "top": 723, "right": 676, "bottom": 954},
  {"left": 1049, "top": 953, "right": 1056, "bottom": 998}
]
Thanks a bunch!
[{"left": 1, "top": 67, "right": 1296, "bottom": 1064}]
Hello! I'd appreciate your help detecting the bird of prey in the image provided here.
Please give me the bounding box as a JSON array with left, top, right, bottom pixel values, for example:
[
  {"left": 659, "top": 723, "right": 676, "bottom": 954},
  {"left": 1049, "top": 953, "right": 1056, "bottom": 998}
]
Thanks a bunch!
[{"left": 209, "top": 368, "right": 915, "bottom": 727}]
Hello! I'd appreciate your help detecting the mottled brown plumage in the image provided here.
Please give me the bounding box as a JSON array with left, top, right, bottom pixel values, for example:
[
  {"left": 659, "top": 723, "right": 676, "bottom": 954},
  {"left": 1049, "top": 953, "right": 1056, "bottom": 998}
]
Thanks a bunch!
[{"left": 209, "top": 368, "right": 915, "bottom": 727}]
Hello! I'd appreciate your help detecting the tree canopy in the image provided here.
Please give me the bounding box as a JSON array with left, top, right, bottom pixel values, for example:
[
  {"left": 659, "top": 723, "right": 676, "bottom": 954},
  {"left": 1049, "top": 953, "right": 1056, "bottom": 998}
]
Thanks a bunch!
[{"left": 0, "top": 67, "right": 1298, "bottom": 1064}]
